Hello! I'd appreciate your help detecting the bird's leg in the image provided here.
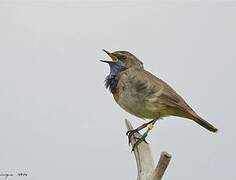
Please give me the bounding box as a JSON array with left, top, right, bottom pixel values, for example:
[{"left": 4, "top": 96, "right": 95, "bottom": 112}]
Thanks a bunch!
[
  {"left": 126, "top": 120, "right": 155, "bottom": 144},
  {"left": 131, "top": 119, "right": 158, "bottom": 151}
]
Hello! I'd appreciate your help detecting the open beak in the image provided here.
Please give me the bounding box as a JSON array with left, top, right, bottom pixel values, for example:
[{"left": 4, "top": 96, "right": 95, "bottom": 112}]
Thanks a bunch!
[
  {"left": 102, "top": 49, "right": 118, "bottom": 62},
  {"left": 100, "top": 60, "right": 112, "bottom": 64}
]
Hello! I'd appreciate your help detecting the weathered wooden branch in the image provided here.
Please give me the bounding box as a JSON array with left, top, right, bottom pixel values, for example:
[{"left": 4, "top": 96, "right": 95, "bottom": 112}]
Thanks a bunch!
[{"left": 125, "top": 119, "right": 172, "bottom": 180}]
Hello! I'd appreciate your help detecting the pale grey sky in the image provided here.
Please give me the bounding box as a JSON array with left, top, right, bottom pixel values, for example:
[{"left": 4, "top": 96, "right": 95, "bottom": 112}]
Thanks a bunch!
[{"left": 0, "top": 0, "right": 235, "bottom": 180}]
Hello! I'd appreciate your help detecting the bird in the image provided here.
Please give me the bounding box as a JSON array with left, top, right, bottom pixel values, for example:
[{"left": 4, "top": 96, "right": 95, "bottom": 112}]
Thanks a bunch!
[{"left": 101, "top": 49, "right": 218, "bottom": 149}]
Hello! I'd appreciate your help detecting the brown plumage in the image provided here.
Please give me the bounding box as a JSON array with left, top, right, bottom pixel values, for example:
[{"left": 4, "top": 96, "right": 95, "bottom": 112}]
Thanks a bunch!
[{"left": 102, "top": 50, "right": 218, "bottom": 133}]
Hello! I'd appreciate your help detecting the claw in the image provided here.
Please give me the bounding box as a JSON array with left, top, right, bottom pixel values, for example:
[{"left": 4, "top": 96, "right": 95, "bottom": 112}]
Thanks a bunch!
[
  {"left": 126, "top": 129, "right": 139, "bottom": 144},
  {"left": 126, "top": 130, "right": 131, "bottom": 136},
  {"left": 126, "top": 129, "right": 138, "bottom": 136}
]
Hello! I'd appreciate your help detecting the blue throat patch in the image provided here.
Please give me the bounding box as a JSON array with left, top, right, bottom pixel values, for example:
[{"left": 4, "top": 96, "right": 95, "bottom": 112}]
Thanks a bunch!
[{"left": 104, "top": 60, "right": 126, "bottom": 94}]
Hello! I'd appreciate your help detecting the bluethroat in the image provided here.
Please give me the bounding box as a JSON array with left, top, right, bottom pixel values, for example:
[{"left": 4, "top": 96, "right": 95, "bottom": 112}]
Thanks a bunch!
[{"left": 101, "top": 49, "right": 218, "bottom": 150}]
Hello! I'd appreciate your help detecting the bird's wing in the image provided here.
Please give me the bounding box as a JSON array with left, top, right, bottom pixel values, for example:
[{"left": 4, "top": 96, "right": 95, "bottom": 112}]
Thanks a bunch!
[
  {"left": 122, "top": 68, "right": 163, "bottom": 102},
  {"left": 141, "top": 70, "right": 218, "bottom": 132},
  {"left": 135, "top": 69, "right": 195, "bottom": 116}
]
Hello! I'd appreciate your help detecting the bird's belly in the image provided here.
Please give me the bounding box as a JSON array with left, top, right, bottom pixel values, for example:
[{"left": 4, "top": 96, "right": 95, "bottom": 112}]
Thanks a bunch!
[{"left": 114, "top": 93, "right": 161, "bottom": 120}]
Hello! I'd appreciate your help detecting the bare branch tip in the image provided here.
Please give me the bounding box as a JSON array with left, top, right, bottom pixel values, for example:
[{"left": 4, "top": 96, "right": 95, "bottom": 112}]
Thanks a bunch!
[
  {"left": 162, "top": 152, "right": 172, "bottom": 159},
  {"left": 125, "top": 119, "right": 134, "bottom": 130}
]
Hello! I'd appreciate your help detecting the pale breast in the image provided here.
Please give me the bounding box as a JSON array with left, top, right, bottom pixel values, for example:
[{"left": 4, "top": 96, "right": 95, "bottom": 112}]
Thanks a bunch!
[{"left": 113, "top": 68, "right": 162, "bottom": 119}]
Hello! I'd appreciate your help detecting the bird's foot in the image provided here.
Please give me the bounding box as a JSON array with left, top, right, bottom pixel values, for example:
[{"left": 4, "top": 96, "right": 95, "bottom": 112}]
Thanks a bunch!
[
  {"left": 131, "top": 123, "right": 155, "bottom": 151},
  {"left": 126, "top": 121, "right": 154, "bottom": 144},
  {"left": 126, "top": 120, "right": 157, "bottom": 151},
  {"left": 126, "top": 129, "right": 139, "bottom": 145},
  {"left": 131, "top": 131, "right": 149, "bottom": 152}
]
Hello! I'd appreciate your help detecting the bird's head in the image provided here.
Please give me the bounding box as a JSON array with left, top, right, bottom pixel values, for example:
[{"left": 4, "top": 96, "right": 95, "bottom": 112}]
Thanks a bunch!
[
  {"left": 101, "top": 49, "right": 144, "bottom": 69},
  {"left": 101, "top": 50, "right": 130, "bottom": 93},
  {"left": 100, "top": 51, "right": 127, "bottom": 76}
]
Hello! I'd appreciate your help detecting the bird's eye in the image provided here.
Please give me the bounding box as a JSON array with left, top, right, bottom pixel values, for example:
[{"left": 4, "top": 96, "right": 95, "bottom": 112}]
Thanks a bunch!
[{"left": 120, "top": 55, "right": 127, "bottom": 60}]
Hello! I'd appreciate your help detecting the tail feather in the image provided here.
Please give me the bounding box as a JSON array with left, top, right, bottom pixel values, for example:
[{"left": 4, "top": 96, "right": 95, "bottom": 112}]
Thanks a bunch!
[
  {"left": 167, "top": 106, "right": 218, "bottom": 132},
  {"left": 192, "top": 116, "right": 218, "bottom": 133}
]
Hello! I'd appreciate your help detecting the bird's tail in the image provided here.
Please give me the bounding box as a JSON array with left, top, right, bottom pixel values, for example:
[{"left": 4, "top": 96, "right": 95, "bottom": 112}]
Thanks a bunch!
[
  {"left": 168, "top": 106, "right": 218, "bottom": 132},
  {"left": 191, "top": 115, "right": 218, "bottom": 133}
]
